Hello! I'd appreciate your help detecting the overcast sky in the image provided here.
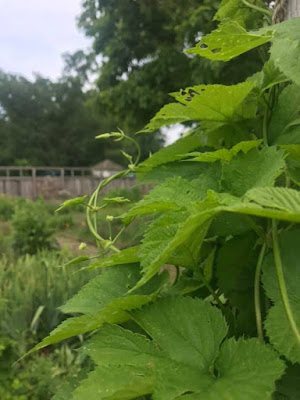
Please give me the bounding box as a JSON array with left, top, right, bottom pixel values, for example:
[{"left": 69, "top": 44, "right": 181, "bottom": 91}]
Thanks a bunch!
[
  {"left": 0, "top": 0, "right": 91, "bottom": 80},
  {"left": 0, "top": 1, "right": 181, "bottom": 143}
]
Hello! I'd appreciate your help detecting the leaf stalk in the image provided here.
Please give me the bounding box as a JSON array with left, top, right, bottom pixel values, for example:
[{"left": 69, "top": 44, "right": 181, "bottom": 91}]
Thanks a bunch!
[{"left": 272, "top": 219, "right": 300, "bottom": 346}]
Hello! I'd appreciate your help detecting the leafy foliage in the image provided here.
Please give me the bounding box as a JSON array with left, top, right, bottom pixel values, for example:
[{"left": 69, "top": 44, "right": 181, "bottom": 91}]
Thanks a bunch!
[
  {"left": 78, "top": 0, "right": 265, "bottom": 136},
  {"left": 32, "top": 3, "right": 300, "bottom": 399},
  {"left": 214, "top": 0, "right": 269, "bottom": 28},
  {"left": 72, "top": 298, "right": 284, "bottom": 399}
]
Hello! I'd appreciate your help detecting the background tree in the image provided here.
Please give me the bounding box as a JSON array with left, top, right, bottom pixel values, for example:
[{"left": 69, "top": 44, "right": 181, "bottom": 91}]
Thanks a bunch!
[
  {"left": 0, "top": 0, "right": 272, "bottom": 166},
  {"left": 0, "top": 70, "right": 121, "bottom": 166},
  {"left": 78, "top": 0, "right": 269, "bottom": 139}
]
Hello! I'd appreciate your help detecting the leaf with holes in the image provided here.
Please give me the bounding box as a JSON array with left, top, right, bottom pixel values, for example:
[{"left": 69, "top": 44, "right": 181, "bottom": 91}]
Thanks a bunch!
[
  {"left": 141, "top": 82, "right": 257, "bottom": 133},
  {"left": 187, "top": 22, "right": 272, "bottom": 62}
]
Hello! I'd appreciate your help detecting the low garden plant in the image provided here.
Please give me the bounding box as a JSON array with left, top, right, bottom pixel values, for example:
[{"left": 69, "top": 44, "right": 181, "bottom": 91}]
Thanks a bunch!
[
  {"left": 27, "top": 1, "right": 300, "bottom": 398},
  {"left": 0, "top": 251, "right": 95, "bottom": 400}
]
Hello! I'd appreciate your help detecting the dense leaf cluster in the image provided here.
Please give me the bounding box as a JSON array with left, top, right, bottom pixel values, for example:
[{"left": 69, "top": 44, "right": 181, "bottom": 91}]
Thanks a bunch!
[{"left": 32, "top": 1, "right": 300, "bottom": 399}]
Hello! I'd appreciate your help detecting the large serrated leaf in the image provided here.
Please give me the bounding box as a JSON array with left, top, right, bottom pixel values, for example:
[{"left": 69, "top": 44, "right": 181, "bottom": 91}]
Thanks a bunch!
[
  {"left": 72, "top": 365, "right": 153, "bottom": 400},
  {"left": 269, "top": 84, "right": 300, "bottom": 145},
  {"left": 248, "top": 60, "right": 289, "bottom": 92},
  {"left": 133, "top": 297, "right": 228, "bottom": 370},
  {"left": 133, "top": 183, "right": 300, "bottom": 292},
  {"left": 70, "top": 297, "right": 284, "bottom": 400},
  {"left": 136, "top": 134, "right": 202, "bottom": 170},
  {"left": 141, "top": 82, "right": 257, "bottom": 133},
  {"left": 139, "top": 159, "right": 222, "bottom": 188},
  {"left": 245, "top": 186, "right": 300, "bottom": 214},
  {"left": 270, "top": 18, "right": 300, "bottom": 86},
  {"left": 183, "top": 140, "right": 261, "bottom": 162},
  {"left": 135, "top": 207, "right": 213, "bottom": 289},
  {"left": 191, "top": 186, "right": 300, "bottom": 232},
  {"left": 123, "top": 176, "right": 212, "bottom": 224},
  {"left": 221, "top": 146, "right": 285, "bottom": 196},
  {"left": 186, "top": 22, "right": 272, "bottom": 62}
]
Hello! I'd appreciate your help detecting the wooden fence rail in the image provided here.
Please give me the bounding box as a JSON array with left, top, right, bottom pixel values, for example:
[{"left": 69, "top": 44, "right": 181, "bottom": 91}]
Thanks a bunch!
[{"left": 0, "top": 167, "right": 140, "bottom": 199}]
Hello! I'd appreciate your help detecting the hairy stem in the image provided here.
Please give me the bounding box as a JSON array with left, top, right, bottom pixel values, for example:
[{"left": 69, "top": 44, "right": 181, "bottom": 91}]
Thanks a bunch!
[
  {"left": 242, "top": 0, "right": 272, "bottom": 17},
  {"left": 272, "top": 219, "right": 300, "bottom": 345},
  {"left": 263, "top": 102, "right": 269, "bottom": 146},
  {"left": 125, "top": 135, "right": 141, "bottom": 166},
  {"left": 254, "top": 243, "right": 266, "bottom": 342}
]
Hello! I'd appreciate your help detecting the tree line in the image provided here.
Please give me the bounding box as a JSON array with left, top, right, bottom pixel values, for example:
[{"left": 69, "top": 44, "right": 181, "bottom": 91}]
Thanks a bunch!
[{"left": 0, "top": 0, "right": 267, "bottom": 166}]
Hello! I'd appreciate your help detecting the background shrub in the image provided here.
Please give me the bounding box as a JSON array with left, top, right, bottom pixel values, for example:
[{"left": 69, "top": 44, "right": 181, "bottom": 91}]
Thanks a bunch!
[
  {"left": 11, "top": 199, "right": 56, "bottom": 255},
  {"left": 0, "top": 195, "right": 18, "bottom": 220}
]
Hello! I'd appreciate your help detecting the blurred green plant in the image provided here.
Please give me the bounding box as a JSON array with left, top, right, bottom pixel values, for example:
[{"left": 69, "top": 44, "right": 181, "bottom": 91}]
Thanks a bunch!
[
  {"left": 11, "top": 200, "right": 56, "bottom": 255},
  {"left": 0, "top": 251, "right": 94, "bottom": 351},
  {"left": 0, "top": 195, "right": 18, "bottom": 220},
  {"left": 0, "top": 250, "right": 96, "bottom": 399},
  {"left": 0, "top": 337, "right": 91, "bottom": 400}
]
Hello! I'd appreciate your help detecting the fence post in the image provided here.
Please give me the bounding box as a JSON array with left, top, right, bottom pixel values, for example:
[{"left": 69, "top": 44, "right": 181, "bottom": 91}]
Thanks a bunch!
[
  {"left": 60, "top": 168, "right": 65, "bottom": 189},
  {"left": 4, "top": 168, "right": 9, "bottom": 194},
  {"left": 32, "top": 168, "right": 37, "bottom": 199}
]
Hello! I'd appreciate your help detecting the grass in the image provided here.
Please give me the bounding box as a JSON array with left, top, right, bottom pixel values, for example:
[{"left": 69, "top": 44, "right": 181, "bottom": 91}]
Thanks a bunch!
[{"left": 0, "top": 187, "right": 143, "bottom": 399}]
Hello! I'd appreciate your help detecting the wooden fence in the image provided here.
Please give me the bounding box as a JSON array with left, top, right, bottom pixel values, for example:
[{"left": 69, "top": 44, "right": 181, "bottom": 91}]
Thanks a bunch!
[{"left": 0, "top": 167, "right": 140, "bottom": 199}]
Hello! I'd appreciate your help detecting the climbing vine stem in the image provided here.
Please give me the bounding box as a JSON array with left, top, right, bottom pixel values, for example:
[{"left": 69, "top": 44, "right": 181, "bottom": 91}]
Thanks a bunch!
[
  {"left": 254, "top": 243, "right": 266, "bottom": 342},
  {"left": 86, "top": 170, "right": 129, "bottom": 253},
  {"left": 85, "top": 132, "right": 142, "bottom": 252},
  {"left": 262, "top": 95, "right": 269, "bottom": 146},
  {"left": 272, "top": 219, "right": 300, "bottom": 345}
]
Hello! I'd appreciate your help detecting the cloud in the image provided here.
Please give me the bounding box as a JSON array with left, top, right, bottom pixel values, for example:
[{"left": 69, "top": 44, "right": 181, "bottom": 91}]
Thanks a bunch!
[{"left": 0, "top": 0, "right": 91, "bottom": 80}]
